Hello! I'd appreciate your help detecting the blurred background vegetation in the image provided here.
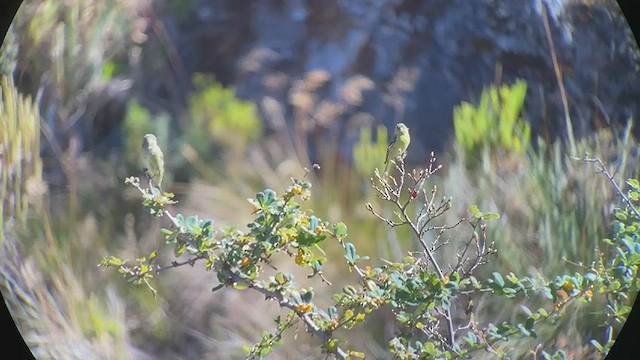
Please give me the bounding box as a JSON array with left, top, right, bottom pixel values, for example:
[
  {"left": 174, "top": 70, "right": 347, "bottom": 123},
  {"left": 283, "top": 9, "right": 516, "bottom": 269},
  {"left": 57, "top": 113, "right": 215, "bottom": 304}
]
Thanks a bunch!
[{"left": 1, "top": 0, "right": 639, "bottom": 359}]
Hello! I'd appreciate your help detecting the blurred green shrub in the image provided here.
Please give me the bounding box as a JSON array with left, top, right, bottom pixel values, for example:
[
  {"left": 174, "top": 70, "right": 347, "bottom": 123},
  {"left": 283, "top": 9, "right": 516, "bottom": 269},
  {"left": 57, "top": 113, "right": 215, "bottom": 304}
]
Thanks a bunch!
[
  {"left": 454, "top": 80, "right": 530, "bottom": 158},
  {"left": 0, "top": 77, "right": 43, "bottom": 242},
  {"left": 188, "top": 73, "right": 262, "bottom": 157},
  {"left": 353, "top": 125, "right": 388, "bottom": 177}
]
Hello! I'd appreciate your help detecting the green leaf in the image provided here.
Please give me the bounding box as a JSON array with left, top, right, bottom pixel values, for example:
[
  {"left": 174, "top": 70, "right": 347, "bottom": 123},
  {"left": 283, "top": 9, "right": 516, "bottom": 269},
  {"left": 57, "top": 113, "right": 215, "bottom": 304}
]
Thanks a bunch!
[
  {"left": 520, "top": 305, "right": 532, "bottom": 316},
  {"left": 469, "top": 205, "right": 481, "bottom": 217},
  {"left": 297, "top": 229, "right": 326, "bottom": 247},
  {"left": 465, "top": 332, "right": 478, "bottom": 346},
  {"left": 590, "top": 339, "right": 604, "bottom": 352},
  {"left": 290, "top": 291, "right": 303, "bottom": 304},
  {"left": 274, "top": 272, "right": 289, "bottom": 284},
  {"left": 584, "top": 272, "right": 598, "bottom": 282},
  {"left": 301, "top": 290, "right": 314, "bottom": 303},
  {"left": 105, "top": 256, "right": 126, "bottom": 267},
  {"left": 525, "top": 317, "right": 536, "bottom": 332},
  {"left": 503, "top": 287, "right": 517, "bottom": 297},
  {"left": 233, "top": 283, "right": 249, "bottom": 290},
  {"left": 627, "top": 178, "right": 640, "bottom": 190},
  {"left": 328, "top": 306, "right": 338, "bottom": 319},
  {"left": 258, "top": 189, "right": 277, "bottom": 206},
  {"left": 260, "top": 346, "right": 273, "bottom": 357},
  {"left": 175, "top": 244, "right": 186, "bottom": 257},
  {"left": 424, "top": 342, "right": 437, "bottom": 354},
  {"left": 310, "top": 216, "right": 319, "bottom": 231},
  {"left": 334, "top": 222, "right": 348, "bottom": 238},
  {"left": 345, "top": 243, "right": 357, "bottom": 262},
  {"left": 483, "top": 212, "right": 501, "bottom": 221}
]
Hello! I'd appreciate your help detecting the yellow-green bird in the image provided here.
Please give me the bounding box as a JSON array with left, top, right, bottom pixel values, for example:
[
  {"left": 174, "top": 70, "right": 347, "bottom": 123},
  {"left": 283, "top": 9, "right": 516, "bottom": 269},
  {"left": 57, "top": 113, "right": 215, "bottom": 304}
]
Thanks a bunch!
[
  {"left": 384, "top": 123, "right": 411, "bottom": 174},
  {"left": 142, "top": 134, "right": 164, "bottom": 190}
]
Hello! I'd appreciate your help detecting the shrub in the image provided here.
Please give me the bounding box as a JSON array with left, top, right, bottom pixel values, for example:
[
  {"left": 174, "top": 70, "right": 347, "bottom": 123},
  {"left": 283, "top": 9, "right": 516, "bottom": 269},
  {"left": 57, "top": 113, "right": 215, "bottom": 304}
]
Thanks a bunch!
[
  {"left": 102, "top": 137, "right": 637, "bottom": 358},
  {"left": 453, "top": 80, "right": 530, "bottom": 159},
  {"left": 353, "top": 125, "right": 389, "bottom": 178},
  {"left": 188, "top": 74, "right": 262, "bottom": 157}
]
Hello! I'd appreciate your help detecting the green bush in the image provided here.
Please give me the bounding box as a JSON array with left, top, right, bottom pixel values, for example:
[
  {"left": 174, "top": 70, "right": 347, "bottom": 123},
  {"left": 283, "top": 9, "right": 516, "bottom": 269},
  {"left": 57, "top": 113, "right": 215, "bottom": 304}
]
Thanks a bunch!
[
  {"left": 188, "top": 73, "right": 262, "bottom": 157},
  {"left": 453, "top": 80, "right": 530, "bottom": 159},
  {"left": 353, "top": 125, "right": 389, "bottom": 177},
  {"left": 102, "top": 139, "right": 637, "bottom": 358}
]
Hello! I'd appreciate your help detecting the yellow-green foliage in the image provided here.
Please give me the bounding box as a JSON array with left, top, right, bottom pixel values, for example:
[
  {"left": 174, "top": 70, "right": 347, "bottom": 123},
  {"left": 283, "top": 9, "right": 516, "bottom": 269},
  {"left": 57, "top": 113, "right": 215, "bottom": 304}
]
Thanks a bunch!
[
  {"left": 454, "top": 80, "right": 530, "bottom": 156},
  {"left": 353, "top": 125, "right": 389, "bottom": 176},
  {"left": 0, "top": 76, "right": 43, "bottom": 241},
  {"left": 189, "top": 73, "right": 262, "bottom": 156}
]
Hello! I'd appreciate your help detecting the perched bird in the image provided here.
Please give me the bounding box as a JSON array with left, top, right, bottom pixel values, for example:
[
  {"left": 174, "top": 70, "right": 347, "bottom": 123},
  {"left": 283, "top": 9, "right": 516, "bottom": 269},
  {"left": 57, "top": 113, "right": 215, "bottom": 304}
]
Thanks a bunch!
[
  {"left": 142, "top": 134, "right": 164, "bottom": 190},
  {"left": 384, "top": 123, "right": 411, "bottom": 174}
]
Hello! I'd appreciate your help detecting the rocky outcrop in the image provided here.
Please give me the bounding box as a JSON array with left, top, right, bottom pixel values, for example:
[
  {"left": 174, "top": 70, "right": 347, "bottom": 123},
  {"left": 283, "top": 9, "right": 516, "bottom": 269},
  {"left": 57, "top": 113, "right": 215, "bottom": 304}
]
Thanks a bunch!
[{"left": 147, "top": 0, "right": 640, "bottom": 158}]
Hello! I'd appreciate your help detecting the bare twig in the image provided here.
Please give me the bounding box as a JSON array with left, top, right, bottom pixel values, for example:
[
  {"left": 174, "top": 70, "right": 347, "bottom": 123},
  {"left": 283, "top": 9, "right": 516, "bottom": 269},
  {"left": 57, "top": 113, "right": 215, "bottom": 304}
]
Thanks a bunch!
[
  {"left": 372, "top": 152, "right": 462, "bottom": 345},
  {"left": 542, "top": 2, "right": 576, "bottom": 153},
  {"left": 580, "top": 155, "right": 640, "bottom": 219},
  {"left": 228, "top": 271, "right": 350, "bottom": 360}
]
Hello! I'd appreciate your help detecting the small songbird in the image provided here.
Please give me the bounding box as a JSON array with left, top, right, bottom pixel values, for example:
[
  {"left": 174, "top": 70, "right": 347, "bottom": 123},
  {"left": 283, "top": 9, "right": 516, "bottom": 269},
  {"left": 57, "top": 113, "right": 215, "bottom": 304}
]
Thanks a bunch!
[
  {"left": 142, "top": 134, "right": 164, "bottom": 190},
  {"left": 384, "top": 123, "right": 411, "bottom": 174}
]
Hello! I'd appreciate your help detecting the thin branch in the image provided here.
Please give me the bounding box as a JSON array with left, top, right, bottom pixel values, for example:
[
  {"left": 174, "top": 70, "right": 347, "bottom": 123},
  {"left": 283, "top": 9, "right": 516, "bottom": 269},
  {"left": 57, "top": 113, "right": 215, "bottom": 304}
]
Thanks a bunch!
[
  {"left": 580, "top": 156, "right": 640, "bottom": 219},
  {"left": 154, "top": 255, "right": 207, "bottom": 273},
  {"left": 228, "top": 272, "right": 350, "bottom": 360},
  {"left": 542, "top": 1, "right": 576, "bottom": 153}
]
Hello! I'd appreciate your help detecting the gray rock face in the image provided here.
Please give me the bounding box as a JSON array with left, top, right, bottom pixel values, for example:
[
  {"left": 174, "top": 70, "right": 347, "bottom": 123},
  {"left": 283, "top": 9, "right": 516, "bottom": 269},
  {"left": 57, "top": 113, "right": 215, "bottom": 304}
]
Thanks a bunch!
[{"left": 151, "top": 0, "right": 640, "bottom": 158}]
